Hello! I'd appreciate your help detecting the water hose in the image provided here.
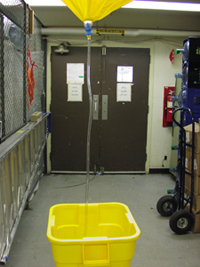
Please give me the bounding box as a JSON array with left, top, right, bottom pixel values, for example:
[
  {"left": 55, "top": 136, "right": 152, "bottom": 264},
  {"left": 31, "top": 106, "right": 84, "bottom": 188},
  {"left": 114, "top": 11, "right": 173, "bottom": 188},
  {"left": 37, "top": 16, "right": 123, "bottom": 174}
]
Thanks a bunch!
[
  {"left": 84, "top": 22, "right": 92, "bottom": 236},
  {"left": 85, "top": 36, "right": 92, "bottom": 204}
]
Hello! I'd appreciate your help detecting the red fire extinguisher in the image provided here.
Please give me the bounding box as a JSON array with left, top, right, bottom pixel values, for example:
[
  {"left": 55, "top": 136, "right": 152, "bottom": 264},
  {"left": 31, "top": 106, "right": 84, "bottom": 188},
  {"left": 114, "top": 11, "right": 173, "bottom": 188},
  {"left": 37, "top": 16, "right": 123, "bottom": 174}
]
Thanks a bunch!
[
  {"left": 163, "top": 86, "right": 175, "bottom": 127},
  {"left": 165, "top": 92, "right": 174, "bottom": 122}
]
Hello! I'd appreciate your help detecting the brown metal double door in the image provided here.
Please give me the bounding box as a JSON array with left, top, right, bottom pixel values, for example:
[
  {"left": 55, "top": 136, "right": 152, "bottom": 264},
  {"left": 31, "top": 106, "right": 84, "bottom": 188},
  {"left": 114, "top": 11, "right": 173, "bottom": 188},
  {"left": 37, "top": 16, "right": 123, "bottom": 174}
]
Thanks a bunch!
[{"left": 51, "top": 46, "right": 150, "bottom": 173}]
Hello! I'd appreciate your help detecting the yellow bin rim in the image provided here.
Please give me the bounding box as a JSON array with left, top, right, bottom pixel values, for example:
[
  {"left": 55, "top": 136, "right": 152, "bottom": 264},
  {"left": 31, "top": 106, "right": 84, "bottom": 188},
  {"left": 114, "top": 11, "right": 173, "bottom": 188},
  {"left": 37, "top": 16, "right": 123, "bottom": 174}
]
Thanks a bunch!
[{"left": 47, "top": 202, "right": 141, "bottom": 245}]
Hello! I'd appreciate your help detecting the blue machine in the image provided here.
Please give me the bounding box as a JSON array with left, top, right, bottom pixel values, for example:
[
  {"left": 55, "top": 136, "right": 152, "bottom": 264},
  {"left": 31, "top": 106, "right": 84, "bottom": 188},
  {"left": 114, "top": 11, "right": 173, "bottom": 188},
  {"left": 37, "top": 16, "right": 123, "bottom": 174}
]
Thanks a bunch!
[{"left": 175, "top": 37, "right": 200, "bottom": 125}]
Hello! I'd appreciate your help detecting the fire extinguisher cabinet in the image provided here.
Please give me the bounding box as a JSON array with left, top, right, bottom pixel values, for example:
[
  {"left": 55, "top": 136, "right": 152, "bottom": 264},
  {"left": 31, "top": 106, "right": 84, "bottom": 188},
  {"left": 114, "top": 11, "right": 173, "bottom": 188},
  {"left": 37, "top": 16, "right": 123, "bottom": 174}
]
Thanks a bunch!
[{"left": 162, "top": 86, "right": 175, "bottom": 127}]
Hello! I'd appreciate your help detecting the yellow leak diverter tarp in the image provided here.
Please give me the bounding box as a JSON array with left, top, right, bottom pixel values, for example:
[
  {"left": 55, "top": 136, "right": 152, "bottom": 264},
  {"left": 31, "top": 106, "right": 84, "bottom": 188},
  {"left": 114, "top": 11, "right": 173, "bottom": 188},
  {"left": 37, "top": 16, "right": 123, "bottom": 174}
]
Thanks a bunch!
[{"left": 62, "top": 0, "right": 133, "bottom": 23}]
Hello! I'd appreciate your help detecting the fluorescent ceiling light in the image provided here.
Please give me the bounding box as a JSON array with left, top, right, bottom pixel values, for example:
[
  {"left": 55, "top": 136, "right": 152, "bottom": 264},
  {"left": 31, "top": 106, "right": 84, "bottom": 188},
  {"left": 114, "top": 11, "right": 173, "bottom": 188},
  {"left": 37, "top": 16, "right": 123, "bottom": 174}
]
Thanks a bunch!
[
  {"left": 26, "top": 0, "right": 65, "bottom": 6},
  {"left": 26, "top": 0, "right": 200, "bottom": 12},
  {"left": 123, "top": 1, "right": 200, "bottom": 12}
]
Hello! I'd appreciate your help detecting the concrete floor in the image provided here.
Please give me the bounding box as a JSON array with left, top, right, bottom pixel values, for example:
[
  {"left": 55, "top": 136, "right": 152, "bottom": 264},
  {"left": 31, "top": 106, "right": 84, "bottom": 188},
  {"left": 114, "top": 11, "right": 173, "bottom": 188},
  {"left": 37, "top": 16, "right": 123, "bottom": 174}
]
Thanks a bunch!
[{"left": 4, "top": 173, "right": 200, "bottom": 267}]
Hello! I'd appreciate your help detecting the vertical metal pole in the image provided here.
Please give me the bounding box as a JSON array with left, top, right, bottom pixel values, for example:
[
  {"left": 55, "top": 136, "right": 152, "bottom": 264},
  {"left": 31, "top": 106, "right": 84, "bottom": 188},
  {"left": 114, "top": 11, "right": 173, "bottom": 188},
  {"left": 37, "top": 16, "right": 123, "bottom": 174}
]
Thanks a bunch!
[
  {"left": 42, "top": 38, "right": 47, "bottom": 112},
  {"left": 190, "top": 112, "right": 195, "bottom": 213},
  {"left": 0, "top": 14, "right": 5, "bottom": 140},
  {"left": 23, "top": 3, "right": 27, "bottom": 124},
  {"left": 181, "top": 110, "right": 186, "bottom": 209},
  {"left": 179, "top": 110, "right": 184, "bottom": 209}
]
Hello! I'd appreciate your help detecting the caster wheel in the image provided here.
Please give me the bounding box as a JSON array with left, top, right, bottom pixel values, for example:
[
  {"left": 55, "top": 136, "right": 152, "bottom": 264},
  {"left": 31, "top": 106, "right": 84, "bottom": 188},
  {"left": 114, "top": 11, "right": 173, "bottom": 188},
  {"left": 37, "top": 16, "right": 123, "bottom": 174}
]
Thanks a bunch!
[
  {"left": 157, "top": 195, "right": 177, "bottom": 217},
  {"left": 169, "top": 209, "right": 194, "bottom": 235}
]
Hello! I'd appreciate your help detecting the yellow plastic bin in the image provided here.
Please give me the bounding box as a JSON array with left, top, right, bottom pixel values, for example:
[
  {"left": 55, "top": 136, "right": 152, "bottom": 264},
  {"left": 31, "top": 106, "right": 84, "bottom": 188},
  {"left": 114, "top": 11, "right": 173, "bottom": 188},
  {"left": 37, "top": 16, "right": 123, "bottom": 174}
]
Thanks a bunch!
[{"left": 47, "top": 202, "right": 140, "bottom": 267}]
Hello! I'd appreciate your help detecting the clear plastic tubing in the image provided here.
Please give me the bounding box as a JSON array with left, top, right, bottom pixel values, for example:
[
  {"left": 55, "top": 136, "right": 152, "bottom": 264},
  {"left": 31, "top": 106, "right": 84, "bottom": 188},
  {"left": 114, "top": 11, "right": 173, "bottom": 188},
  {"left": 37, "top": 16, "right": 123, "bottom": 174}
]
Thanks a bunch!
[{"left": 85, "top": 38, "right": 92, "bottom": 205}]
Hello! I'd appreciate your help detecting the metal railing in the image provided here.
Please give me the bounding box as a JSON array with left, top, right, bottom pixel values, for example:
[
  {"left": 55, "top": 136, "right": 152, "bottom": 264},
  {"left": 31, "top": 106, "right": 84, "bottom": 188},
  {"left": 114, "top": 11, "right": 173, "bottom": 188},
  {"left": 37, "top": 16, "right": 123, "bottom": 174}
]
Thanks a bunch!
[{"left": 0, "top": 114, "right": 50, "bottom": 263}]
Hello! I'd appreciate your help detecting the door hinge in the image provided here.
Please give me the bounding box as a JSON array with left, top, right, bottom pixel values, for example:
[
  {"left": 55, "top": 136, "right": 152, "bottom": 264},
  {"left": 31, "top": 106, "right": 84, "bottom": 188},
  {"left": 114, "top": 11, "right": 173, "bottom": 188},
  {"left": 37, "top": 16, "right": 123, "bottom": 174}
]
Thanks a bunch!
[{"left": 102, "top": 46, "right": 106, "bottom": 56}]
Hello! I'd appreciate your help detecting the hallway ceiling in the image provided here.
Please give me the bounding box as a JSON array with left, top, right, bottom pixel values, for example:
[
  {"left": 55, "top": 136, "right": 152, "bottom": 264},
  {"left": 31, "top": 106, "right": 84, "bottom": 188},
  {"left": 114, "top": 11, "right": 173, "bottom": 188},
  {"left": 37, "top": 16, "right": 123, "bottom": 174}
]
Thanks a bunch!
[{"left": 32, "top": 4, "right": 200, "bottom": 33}]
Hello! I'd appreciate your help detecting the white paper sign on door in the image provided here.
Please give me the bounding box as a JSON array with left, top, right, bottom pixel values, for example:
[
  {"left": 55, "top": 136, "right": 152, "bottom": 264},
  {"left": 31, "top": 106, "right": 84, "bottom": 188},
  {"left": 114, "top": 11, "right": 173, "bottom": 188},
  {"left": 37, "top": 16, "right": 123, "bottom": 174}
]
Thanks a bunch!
[
  {"left": 117, "top": 66, "right": 133, "bottom": 83},
  {"left": 117, "top": 83, "right": 132, "bottom": 102},
  {"left": 66, "top": 63, "right": 84, "bottom": 84},
  {"left": 68, "top": 84, "right": 82, "bottom": 102}
]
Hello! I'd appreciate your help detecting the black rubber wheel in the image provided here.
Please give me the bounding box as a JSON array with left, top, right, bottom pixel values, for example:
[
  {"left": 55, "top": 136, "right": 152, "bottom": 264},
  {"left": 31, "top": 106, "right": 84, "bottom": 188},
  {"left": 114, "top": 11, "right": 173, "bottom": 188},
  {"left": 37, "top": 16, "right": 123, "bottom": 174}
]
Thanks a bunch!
[
  {"left": 169, "top": 209, "right": 194, "bottom": 235},
  {"left": 156, "top": 195, "right": 177, "bottom": 217}
]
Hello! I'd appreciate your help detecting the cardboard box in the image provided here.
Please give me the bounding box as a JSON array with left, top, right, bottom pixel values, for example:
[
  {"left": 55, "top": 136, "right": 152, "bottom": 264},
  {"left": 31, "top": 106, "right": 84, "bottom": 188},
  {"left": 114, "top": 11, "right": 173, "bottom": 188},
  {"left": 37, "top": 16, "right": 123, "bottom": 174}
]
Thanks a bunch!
[
  {"left": 185, "top": 187, "right": 200, "bottom": 213},
  {"left": 31, "top": 111, "right": 42, "bottom": 122},
  {"left": 185, "top": 173, "right": 200, "bottom": 195},
  {"left": 185, "top": 205, "right": 200, "bottom": 233},
  {"left": 185, "top": 120, "right": 200, "bottom": 153},
  {"left": 192, "top": 212, "right": 200, "bottom": 233},
  {"left": 185, "top": 148, "right": 200, "bottom": 176}
]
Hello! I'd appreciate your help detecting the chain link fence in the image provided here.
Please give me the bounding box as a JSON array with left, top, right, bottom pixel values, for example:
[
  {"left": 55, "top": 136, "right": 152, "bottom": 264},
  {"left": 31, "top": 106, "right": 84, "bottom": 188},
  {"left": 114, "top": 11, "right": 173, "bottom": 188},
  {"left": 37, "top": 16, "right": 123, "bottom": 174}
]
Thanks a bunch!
[
  {"left": 28, "top": 16, "right": 46, "bottom": 121},
  {"left": 0, "top": 0, "right": 46, "bottom": 142}
]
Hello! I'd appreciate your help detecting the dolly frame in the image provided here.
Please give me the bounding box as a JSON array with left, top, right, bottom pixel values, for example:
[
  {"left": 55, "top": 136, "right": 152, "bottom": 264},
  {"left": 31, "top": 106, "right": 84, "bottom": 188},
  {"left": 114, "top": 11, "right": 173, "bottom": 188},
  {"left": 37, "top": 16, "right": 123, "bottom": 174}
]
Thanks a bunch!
[
  {"left": 172, "top": 107, "right": 195, "bottom": 212},
  {"left": 157, "top": 107, "right": 195, "bottom": 234}
]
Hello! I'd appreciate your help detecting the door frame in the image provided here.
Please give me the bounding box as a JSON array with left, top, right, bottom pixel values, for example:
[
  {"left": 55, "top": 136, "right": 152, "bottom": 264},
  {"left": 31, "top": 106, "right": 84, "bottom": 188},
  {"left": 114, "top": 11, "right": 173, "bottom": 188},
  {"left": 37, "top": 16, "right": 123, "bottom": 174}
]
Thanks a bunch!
[{"left": 46, "top": 41, "right": 154, "bottom": 174}]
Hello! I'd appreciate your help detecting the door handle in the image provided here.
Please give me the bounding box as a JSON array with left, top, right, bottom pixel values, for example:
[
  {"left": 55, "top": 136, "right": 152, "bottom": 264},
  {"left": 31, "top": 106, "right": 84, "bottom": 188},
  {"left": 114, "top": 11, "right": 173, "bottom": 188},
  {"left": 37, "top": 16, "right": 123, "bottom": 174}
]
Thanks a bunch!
[
  {"left": 93, "top": 95, "right": 99, "bottom": 120},
  {"left": 102, "top": 95, "right": 108, "bottom": 120},
  {"left": 94, "top": 99, "right": 97, "bottom": 112}
]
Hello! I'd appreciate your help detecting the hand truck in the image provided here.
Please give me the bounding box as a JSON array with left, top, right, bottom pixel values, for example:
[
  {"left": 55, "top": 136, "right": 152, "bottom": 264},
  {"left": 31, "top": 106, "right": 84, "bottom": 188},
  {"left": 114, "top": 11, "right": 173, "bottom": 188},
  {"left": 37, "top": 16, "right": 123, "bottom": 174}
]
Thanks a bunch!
[{"left": 157, "top": 107, "right": 195, "bottom": 234}]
